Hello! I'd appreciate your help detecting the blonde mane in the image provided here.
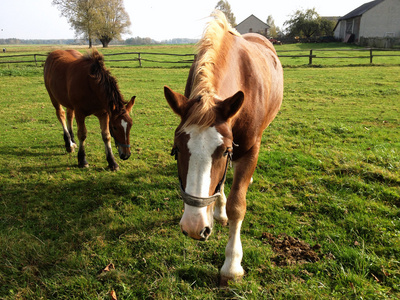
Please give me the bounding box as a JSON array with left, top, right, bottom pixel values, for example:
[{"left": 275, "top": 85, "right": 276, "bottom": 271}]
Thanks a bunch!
[{"left": 182, "top": 11, "right": 240, "bottom": 131}]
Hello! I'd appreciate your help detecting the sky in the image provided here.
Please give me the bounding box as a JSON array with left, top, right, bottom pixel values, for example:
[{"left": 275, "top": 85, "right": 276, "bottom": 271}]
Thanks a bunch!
[{"left": 0, "top": 0, "right": 370, "bottom": 41}]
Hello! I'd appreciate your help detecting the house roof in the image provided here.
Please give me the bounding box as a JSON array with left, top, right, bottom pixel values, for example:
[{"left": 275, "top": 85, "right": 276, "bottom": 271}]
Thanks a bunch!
[
  {"left": 236, "top": 14, "right": 270, "bottom": 28},
  {"left": 339, "top": 0, "right": 385, "bottom": 20}
]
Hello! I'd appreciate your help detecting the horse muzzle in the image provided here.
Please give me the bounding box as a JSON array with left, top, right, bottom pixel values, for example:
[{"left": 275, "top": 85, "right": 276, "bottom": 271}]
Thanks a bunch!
[
  {"left": 179, "top": 186, "right": 218, "bottom": 241},
  {"left": 116, "top": 142, "right": 131, "bottom": 160}
]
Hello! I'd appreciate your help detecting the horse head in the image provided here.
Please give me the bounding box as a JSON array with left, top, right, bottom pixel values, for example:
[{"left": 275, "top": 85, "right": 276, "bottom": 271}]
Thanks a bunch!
[
  {"left": 109, "top": 96, "right": 135, "bottom": 160},
  {"left": 164, "top": 86, "right": 244, "bottom": 240}
]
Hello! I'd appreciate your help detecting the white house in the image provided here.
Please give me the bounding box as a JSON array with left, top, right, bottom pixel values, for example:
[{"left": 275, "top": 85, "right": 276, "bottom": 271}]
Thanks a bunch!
[
  {"left": 235, "top": 15, "right": 270, "bottom": 36},
  {"left": 334, "top": 0, "right": 400, "bottom": 46}
]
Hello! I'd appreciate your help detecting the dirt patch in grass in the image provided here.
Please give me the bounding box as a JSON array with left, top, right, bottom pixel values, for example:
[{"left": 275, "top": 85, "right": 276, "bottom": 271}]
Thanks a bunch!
[{"left": 261, "top": 233, "right": 322, "bottom": 266}]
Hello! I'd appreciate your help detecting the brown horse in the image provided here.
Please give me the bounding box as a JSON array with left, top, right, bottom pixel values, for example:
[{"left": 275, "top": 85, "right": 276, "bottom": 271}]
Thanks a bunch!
[
  {"left": 44, "top": 49, "right": 135, "bottom": 171},
  {"left": 164, "top": 11, "right": 283, "bottom": 284}
]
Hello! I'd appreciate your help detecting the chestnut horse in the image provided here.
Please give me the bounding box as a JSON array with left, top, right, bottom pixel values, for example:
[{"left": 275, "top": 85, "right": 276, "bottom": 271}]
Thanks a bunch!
[
  {"left": 44, "top": 49, "right": 135, "bottom": 171},
  {"left": 164, "top": 12, "right": 283, "bottom": 284}
]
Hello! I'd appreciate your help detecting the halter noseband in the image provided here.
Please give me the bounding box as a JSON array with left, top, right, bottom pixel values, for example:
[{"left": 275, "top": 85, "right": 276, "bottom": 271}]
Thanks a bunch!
[{"left": 172, "top": 146, "right": 233, "bottom": 208}]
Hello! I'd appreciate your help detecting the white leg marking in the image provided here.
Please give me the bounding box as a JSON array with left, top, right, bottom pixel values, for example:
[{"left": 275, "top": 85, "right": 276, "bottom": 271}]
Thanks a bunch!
[
  {"left": 104, "top": 140, "right": 112, "bottom": 156},
  {"left": 214, "top": 183, "right": 228, "bottom": 225},
  {"left": 220, "top": 220, "right": 244, "bottom": 280}
]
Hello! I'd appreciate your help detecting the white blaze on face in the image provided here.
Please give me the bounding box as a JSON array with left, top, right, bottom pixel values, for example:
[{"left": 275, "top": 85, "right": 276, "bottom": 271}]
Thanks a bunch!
[
  {"left": 121, "top": 119, "right": 128, "bottom": 141},
  {"left": 180, "top": 125, "right": 223, "bottom": 239},
  {"left": 184, "top": 125, "right": 224, "bottom": 197}
]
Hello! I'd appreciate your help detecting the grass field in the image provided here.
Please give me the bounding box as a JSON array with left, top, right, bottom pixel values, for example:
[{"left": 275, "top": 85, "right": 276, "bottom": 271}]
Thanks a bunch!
[{"left": 0, "top": 44, "right": 399, "bottom": 299}]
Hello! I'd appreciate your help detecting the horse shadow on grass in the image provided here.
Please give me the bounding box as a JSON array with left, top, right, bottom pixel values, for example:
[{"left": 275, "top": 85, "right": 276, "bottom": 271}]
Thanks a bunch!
[{"left": 0, "top": 154, "right": 225, "bottom": 293}]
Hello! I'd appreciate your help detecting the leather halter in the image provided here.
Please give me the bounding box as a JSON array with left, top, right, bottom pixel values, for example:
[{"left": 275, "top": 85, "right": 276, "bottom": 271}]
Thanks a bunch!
[{"left": 171, "top": 146, "right": 233, "bottom": 207}]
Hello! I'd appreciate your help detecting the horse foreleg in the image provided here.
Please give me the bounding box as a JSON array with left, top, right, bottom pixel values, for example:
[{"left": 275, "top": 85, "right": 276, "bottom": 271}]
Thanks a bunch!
[
  {"left": 66, "top": 108, "right": 77, "bottom": 151},
  {"left": 220, "top": 142, "right": 260, "bottom": 285},
  {"left": 99, "top": 115, "right": 119, "bottom": 171},
  {"left": 220, "top": 219, "right": 244, "bottom": 285},
  {"left": 76, "top": 115, "right": 89, "bottom": 168}
]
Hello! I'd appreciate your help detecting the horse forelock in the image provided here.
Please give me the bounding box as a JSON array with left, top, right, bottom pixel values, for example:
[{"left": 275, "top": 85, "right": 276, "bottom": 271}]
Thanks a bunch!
[
  {"left": 87, "top": 49, "right": 127, "bottom": 113},
  {"left": 179, "top": 94, "right": 217, "bottom": 133}
]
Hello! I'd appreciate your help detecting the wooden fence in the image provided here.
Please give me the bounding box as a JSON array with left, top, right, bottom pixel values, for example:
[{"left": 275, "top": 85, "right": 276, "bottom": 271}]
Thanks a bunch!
[
  {"left": 278, "top": 48, "right": 400, "bottom": 65},
  {"left": 103, "top": 52, "right": 195, "bottom": 66},
  {"left": 1, "top": 48, "right": 400, "bottom": 66}
]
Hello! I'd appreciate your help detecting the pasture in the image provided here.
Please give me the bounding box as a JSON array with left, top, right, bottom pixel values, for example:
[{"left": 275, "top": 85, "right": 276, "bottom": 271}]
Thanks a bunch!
[{"left": 0, "top": 44, "right": 399, "bottom": 299}]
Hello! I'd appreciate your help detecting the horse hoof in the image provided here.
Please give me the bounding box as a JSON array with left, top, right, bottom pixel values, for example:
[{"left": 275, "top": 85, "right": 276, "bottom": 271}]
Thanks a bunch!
[
  {"left": 78, "top": 163, "right": 89, "bottom": 168},
  {"left": 109, "top": 165, "right": 119, "bottom": 171},
  {"left": 215, "top": 218, "right": 228, "bottom": 226},
  {"left": 219, "top": 274, "right": 243, "bottom": 287},
  {"left": 66, "top": 143, "right": 77, "bottom": 153}
]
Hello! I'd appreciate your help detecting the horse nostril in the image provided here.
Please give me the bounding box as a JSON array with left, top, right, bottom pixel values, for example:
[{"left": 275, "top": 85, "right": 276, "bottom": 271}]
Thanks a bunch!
[
  {"left": 199, "top": 227, "right": 211, "bottom": 240},
  {"left": 182, "top": 230, "right": 188, "bottom": 236},
  {"left": 121, "top": 153, "right": 130, "bottom": 160}
]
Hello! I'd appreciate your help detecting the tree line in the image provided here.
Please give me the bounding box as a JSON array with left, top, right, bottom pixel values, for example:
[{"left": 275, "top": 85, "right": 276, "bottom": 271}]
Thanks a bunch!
[
  {"left": 0, "top": 38, "right": 197, "bottom": 46},
  {"left": 1, "top": 1, "right": 336, "bottom": 48}
]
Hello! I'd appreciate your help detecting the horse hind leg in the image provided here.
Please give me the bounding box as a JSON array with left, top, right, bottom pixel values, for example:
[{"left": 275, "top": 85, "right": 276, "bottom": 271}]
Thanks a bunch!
[
  {"left": 214, "top": 183, "right": 228, "bottom": 226},
  {"left": 66, "top": 108, "right": 77, "bottom": 151},
  {"left": 53, "top": 104, "right": 74, "bottom": 153},
  {"left": 214, "top": 168, "right": 253, "bottom": 226},
  {"left": 75, "top": 114, "right": 89, "bottom": 168}
]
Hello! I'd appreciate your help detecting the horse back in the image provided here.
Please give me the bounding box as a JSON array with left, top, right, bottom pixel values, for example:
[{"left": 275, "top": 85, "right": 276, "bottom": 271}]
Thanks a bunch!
[
  {"left": 44, "top": 50, "right": 97, "bottom": 112},
  {"left": 243, "top": 33, "right": 283, "bottom": 126},
  {"left": 224, "top": 33, "right": 283, "bottom": 155}
]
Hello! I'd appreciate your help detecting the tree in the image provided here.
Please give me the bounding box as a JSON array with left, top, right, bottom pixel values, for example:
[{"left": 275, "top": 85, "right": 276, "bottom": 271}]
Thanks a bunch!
[
  {"left": 52, "top": 0, "right": 131, "bottom": 48},
  {"left": 284, "top": 8, "right": 334, "bottom": 39},
  {"left": 95, "top": 0, "right": 131, "bottom": 47},
  {"left": 215, "top": 0, "right": 236, "bottom": 27},
  {"left": 267, "top": 15, "right": 280, "bottom": 38}
]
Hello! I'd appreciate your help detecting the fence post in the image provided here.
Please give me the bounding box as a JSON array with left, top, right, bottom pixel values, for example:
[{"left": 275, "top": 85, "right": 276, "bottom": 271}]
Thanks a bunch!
[
  {"left": 34, "top": 54, "right": 37, "bottom": 66},
  {"left": 138, "top": 53, "right": 142, "bottom": 67},
  {"left": 309, "top": 50, "right": 313, "bottom": 65},
  {"left": 370, "top": 49, "right": 373, "bottom": 64}
]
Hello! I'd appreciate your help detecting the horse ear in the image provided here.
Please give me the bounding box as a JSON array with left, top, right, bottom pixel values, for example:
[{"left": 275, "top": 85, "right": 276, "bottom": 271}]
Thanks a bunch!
[
  {"left": 219, "top": 91, "right": 244, "bottom": 120},
  {"left": 164, "top": 86, "right": 188, "bottom": 117},
  {"left": 126, "top": 96, "right": 136, "bottom": 114}
]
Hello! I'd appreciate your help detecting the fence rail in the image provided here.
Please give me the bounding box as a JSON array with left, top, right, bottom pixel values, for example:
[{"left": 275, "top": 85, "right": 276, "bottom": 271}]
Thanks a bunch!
[{"left": 1, "top": 48, "right": 400, "bottom": 67}]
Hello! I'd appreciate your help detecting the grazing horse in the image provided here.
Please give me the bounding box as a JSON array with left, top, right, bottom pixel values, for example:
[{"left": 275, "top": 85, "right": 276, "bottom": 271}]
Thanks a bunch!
[
  {"left": 44, "top": 49, "right": 135, "bottom": 171},
  {"left": 164, "top": 11, "right": 283, "bottom": 284}
]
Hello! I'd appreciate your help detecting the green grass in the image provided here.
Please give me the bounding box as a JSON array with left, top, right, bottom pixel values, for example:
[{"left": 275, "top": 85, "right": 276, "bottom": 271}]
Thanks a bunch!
[{"left": 0, "top": 44, "right": 399, "bottom": 299}]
